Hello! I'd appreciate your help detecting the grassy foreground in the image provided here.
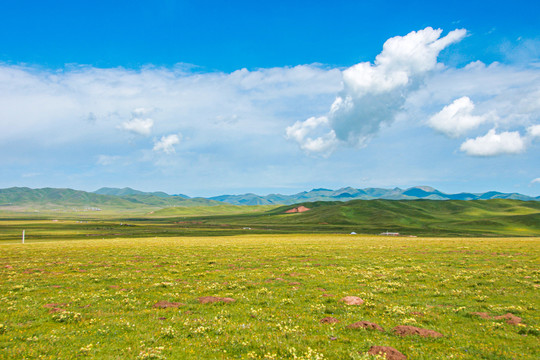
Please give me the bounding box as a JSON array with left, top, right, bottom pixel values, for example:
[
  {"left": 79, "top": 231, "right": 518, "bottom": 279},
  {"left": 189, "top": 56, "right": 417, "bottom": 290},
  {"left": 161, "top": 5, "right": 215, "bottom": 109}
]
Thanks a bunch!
[{"left": 1, "top": 235, "right": 539, "bottom": 359}]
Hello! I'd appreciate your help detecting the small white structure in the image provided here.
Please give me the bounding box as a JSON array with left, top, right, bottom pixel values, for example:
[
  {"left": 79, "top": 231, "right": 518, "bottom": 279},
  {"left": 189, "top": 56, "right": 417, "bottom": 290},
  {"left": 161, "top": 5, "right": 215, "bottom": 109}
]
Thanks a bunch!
[{"left": 350, "top": 232, "right": 357, "bottom": 235}]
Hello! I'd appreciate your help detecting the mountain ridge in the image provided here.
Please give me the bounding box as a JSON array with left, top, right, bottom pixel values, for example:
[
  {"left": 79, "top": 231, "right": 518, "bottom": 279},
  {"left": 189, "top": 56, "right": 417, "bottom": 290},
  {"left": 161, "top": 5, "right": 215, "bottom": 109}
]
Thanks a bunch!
[{"left": 0, "top": 186, "right": 538, "bottom": 209}]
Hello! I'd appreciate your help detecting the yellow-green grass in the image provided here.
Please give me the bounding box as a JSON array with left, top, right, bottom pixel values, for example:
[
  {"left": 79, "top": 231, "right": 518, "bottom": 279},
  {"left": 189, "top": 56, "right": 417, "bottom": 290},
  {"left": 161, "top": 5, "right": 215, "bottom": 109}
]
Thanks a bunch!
[
  {"left": 148, "top": 205, "right": 280, "bottom": 217},
  {"left": 1, "top": 235, "right": 539, "bottom": 359}
]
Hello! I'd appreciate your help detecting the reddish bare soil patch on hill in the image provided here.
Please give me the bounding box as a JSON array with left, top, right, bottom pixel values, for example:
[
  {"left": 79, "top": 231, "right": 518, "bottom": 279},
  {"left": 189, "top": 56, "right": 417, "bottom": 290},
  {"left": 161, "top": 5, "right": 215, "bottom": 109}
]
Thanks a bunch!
[
  {"left": 392, "top": 325, "right": 443, "bottom": 338},
  {"left": 198, "top": 296, "right": 236, "bottom": 304},
  {"left": 340, "top": 296, "right": 364, "bottom": 305},
  {"left": 284, "top": 206, "right": 311, "bottom": 213},
  {"left": 494, "top": 313, "right": 522, "bottom": 325},
  {"left": 347, "top": 321, "right": 384, "bottom": 331},
  {"left": 320, "top": 317, "right": 340, "bottom": 324},
  {"left": 153, "top": 301, "right": 185, "bottom": 308},
  {"left": 368, "top": 346, "right": 407, "bottom": 360},
  {"left": 471, "top": 312, "right": 522, "bottom": 325}
]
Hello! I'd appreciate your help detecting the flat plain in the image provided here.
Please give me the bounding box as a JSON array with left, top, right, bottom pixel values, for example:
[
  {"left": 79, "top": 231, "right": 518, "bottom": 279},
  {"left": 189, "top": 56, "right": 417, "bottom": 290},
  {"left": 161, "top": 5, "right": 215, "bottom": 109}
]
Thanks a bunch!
[{"left": 1, "top": 233, "right": 538, "bottom": 359}]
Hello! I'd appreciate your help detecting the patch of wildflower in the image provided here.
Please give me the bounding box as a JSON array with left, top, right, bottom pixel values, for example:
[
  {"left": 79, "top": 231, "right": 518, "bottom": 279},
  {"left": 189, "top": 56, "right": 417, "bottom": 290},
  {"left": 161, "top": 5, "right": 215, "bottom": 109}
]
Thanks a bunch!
[
  {"left": 384, "top": 305, "right": 413, "bottom": 316},
  {"left": 137, "top": 347, "right": 165, "bottom": 359},
  {"left": 288, "top": 347, "right": 324, "bottom": 360},
  {"left": 402, "top": 317, "right": 417, "bottom": 324},
  {"left": 310, "top": 303, "right": 326, "bottom": 313},
  {"left": 160, "top": 326, "right": 177, "bottom": 339},
  {"left": 79, "top": 344, "right": 93, "bottom": 354},
  {"left": 52, "top": 311, "right": 82, "bottom": 323},
  {"left": 277, "top": 320, "right": 302, "bottom": 335}
]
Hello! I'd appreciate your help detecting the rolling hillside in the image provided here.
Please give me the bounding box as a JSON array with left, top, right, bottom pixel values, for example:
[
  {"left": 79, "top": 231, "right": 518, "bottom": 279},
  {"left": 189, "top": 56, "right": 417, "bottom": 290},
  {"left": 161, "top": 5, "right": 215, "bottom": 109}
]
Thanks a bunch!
[
  {"left": 194, "top": 199, "right": 540, "bottom": 237},
  {"left": 0, "top": 187, "right": 222, "bottom": 210}
]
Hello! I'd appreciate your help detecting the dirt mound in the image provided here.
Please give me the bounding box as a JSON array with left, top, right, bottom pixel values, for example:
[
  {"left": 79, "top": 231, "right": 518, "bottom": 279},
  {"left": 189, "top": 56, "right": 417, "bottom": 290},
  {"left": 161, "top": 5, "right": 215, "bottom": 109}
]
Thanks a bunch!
[
  {"left": 347, "top": 321, "right": 384, "bottom": 331},
  {"left": 198, "top": 296, "right": 236, "bottom": 304},
  {"left": 340, "top": 296, "right": 364, "bottom": 305},
  {"left": 368, "top": 346, "right": 407, "bottom": 360},
  {"left": 153, "top": 301, "right": 185, "bottom": 308},
  {"left": 471, "top": 312, "right": 491, "bottom": 319},
  {"left": 471, "top": 312, "right": 522, "bottom": 325},
  {"left": 320, "top": 317, "right": 340, "bottom": 324},
  {"left": 284, "top": 206, "right": 311, "bottom": 213},
  {"left": 392, "top": 325, "right": 443, "bottom": 338},
  {"left": 494, "top": 313, "right": 522, "bottom": 325}
]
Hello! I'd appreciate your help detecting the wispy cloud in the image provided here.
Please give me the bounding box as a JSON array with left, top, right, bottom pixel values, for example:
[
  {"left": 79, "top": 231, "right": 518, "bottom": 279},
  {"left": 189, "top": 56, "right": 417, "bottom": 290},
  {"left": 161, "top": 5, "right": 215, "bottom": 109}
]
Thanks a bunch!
[{"left": 153, "top": 134, "right": 181, "bottom": 154}]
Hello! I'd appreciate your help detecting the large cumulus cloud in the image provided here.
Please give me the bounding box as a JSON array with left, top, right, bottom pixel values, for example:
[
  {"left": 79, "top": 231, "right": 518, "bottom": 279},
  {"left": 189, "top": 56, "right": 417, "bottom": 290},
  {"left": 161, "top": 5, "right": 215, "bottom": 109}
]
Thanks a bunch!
[
  {"left": 287, "top": 27, "right": 466, "bottom": 153},
  {"left": 287, "top": 27, "right": 540, "bottom": 158}
]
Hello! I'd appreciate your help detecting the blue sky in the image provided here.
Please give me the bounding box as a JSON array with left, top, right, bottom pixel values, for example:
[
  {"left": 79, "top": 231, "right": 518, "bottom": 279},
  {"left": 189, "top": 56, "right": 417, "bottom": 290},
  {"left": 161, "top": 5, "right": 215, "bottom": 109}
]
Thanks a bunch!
[{"left": 1, "top": 0, "right": 539, "bottom": 196}]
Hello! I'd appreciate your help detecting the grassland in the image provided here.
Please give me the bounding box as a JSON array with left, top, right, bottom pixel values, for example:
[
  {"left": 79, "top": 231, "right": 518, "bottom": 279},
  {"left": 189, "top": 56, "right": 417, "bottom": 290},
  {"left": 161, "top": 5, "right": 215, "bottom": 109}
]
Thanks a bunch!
[
  {"left": 1, "top": 199, "right": 539, "bottom": 243},
  {"left": 1, "top": 235, "right": 538, "bottom": 359}
]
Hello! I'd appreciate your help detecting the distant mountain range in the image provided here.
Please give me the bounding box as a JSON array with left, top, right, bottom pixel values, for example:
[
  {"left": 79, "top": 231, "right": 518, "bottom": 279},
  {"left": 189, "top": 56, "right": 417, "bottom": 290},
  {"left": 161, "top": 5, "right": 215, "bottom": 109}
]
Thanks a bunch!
[
  {"left": 206, "top": 186, "right": 540, "bottom": 205},
  {"left": 0, "top": 186, "right": 538, "bottom": 209}
]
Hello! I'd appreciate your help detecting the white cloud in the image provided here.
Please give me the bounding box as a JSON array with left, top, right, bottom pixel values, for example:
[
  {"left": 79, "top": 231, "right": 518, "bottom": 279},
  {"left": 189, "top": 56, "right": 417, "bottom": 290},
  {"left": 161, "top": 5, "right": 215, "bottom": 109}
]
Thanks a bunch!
[
  {"left": 153, "top": 134, "right": 181, "bottom": 154},
  {"left": 288, "top": 27, "right": 466, "bottom": 153},
  {"left": 428, "top": 96, "right": 487, "bottom": 137},
  {"left": 285, "top": 116, "right": 337, "bottom": 155},
  {"left": 460, "top": 129, "right": 526, "bottom": 156},
  {"left": 0, "top": 63, "right": 340, "bottom": 147},
  {"left": 531, "top": 178, "right": 540, "bottom": 184},
  {"left": 528, "top": 124, "right": 540, "bottom": 138},
  {"left": 119, "top": 117, "right": 154, "bottom": 136}
]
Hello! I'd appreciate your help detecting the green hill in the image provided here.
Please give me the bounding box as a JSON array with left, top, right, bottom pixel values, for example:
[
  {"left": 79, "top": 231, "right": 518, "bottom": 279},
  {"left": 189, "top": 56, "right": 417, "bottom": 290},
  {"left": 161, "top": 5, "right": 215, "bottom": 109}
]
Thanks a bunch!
[
  {"left": 194, "top": 199, "right": 540, "bottom": 237},
  {"left": 0, "top": 187, "right": 222, "bottom": 210}
]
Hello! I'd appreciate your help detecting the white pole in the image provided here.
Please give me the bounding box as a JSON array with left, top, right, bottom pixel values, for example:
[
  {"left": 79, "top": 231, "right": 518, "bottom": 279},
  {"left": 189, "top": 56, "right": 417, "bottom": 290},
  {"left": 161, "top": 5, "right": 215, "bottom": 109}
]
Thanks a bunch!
[{"left": 22, "top": 230, "right": 25, "bottom": 244}]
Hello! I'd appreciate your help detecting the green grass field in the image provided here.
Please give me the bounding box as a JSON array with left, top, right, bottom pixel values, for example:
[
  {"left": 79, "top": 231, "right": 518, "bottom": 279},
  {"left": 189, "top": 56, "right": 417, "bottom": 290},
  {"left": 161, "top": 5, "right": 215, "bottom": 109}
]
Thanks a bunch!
[{"left": 1, "top": 235, "right": 538, "bottom": 359}]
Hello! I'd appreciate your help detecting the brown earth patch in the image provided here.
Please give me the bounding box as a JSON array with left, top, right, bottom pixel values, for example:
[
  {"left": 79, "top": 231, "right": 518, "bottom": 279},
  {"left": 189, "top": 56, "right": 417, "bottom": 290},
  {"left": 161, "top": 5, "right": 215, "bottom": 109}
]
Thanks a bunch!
[
  {"left": 368, "top": 346, "right": 407, "bottom": 360},
  {"left": 153, "top": 301, "right": 185, "bottom": 308},
  {"left": 340, "top": 296, "right": 364, "bottom": 305},
  {"left": 471, "top": 312, "right": 522, "bottom": 325},
  {"left": 471, "top": 312, "right": 491, "bottom": 319},
  {"left": 347, "top": 321, "right": 384, "bottom": 331},
  {"left": 392, "top": 325, "right": 443, "bottom": 338},
  {"left": 494, "top": 313, "right": 522, "bottom": 325},
  {"left": 410, "top": 311, "right": 424, "bottom": 316},
  {"left": 284, "top": 206, "right": 311, "bottom": 213},
  {"left": 320, "top": 317, "right": 340, "bottom": 324},
  {"left": 198, "top": 296, "right": 236, "bottom": 304}
]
